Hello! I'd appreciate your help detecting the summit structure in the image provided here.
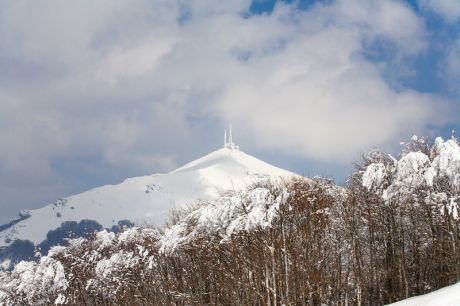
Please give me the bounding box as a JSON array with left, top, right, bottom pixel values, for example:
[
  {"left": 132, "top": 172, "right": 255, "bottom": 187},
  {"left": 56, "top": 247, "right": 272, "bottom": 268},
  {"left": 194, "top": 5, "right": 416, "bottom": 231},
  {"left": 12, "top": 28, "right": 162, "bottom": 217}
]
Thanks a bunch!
[{"left": 223, "top": 125, "right": 239, "bottom": 150}]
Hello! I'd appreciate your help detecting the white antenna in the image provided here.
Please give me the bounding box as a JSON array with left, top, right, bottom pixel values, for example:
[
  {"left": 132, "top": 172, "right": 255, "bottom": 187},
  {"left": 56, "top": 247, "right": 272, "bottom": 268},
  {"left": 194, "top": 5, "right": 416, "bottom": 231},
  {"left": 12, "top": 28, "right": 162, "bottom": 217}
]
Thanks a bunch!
[
  {"left": 229, "top": 124, "right": 233, "bottom": 148},
  {"left": 223, "top": 124, "right": 239, "bottom": 150}
]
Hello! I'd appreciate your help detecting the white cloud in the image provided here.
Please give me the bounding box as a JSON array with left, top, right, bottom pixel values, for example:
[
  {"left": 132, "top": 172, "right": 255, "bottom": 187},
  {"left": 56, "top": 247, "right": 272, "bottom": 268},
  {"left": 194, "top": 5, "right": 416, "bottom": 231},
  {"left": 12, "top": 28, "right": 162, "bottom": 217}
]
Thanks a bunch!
[
  {"left": 182, "top": 0, "right": 434, "bottom": 160},
  {"left": 320, "top": 0, "right": 426, "bottom": 54},
  {"left": 95, "top": 38, "right": 176, "bottom": 85},
  {"left": 0, "top": 0, "right": 453, "bottom": 220},
  {"left": 419, "top": 0, "right": 460, "bottom": 22}
]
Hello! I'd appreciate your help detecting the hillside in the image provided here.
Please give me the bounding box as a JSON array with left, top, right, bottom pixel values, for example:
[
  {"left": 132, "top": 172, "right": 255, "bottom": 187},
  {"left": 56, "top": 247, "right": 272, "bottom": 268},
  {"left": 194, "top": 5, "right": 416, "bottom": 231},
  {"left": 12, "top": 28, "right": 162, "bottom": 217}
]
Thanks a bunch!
[
  {"left": 0, "top": 147, "right": 294, "bottom": 249},
  {"left": 0, "top": 135, "right": 458, "bottom": 305}
]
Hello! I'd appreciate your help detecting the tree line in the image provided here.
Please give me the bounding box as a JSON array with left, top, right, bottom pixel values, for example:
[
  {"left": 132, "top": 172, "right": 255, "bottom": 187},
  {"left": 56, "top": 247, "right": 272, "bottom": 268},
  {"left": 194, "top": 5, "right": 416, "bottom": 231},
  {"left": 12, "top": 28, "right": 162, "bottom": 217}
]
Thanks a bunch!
[{"left": 1, "top": 136, "right": 459, "bottom": 305}]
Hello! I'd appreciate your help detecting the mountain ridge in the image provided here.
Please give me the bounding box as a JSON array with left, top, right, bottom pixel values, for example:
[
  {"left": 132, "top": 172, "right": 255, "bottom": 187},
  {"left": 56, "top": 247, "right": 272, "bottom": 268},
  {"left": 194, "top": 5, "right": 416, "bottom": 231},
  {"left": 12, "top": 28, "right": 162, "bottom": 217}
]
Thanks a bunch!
[{"left": 0, "top": 147, "right": 296, "bottom": 248}]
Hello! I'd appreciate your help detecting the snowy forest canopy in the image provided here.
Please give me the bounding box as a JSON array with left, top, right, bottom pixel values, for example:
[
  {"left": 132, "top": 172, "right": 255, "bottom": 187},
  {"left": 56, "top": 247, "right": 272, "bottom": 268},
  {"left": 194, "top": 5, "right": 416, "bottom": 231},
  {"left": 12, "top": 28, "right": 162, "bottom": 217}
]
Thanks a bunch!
[{"left": 0, "top": 135, "right": 459, "bottom": 305}]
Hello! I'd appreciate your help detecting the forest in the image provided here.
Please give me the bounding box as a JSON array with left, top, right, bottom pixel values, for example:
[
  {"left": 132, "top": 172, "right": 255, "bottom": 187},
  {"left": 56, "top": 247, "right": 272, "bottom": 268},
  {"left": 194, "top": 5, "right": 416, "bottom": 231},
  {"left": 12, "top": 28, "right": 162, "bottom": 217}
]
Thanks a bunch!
[{"left": 0, "top": 136, "right": 459, "bottom": 305}]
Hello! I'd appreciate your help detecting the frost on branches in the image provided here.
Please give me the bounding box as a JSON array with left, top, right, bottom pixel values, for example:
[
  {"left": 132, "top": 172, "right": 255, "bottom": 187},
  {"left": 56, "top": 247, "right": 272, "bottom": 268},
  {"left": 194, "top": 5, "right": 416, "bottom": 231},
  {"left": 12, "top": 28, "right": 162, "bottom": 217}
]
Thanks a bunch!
[
  {"left": 160, "top": 183, "right": 289, "bottom": 254},
  {"left": 351, "top": 135, "right": 459, "bottom": 304},
  {"left": 1, "top": 227, "right": 160, "bottom": 305},
  {"left": 0, "top": 254, "right": 68, "bottom": 305},
  {"left": 0, "top": 136, "right": 458, "bottom": 306},
  {"left": 362, "top": 136, "right": 459, "bottom": 216}
]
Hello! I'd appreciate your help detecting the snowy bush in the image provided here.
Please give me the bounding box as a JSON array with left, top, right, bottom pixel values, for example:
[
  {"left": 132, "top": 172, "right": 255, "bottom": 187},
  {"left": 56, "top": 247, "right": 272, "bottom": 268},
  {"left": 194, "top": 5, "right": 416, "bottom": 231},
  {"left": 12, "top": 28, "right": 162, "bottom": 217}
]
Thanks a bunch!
[{"left": 0, "top": 255, "right": 68, "bottom": 305}]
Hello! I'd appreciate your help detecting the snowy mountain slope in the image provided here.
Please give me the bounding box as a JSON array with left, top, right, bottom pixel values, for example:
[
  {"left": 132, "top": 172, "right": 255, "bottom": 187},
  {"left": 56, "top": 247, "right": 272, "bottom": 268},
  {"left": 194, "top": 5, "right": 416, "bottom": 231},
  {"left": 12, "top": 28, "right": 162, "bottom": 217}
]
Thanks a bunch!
[
  {"left": 0, "top": 147, "right": 296, "bottom": 248},
  {"left": 1, "top": 135, "right": 457, "bottom": 305},
  {"left": 385, "top": 282, "right": 460, "bottom": 306}
]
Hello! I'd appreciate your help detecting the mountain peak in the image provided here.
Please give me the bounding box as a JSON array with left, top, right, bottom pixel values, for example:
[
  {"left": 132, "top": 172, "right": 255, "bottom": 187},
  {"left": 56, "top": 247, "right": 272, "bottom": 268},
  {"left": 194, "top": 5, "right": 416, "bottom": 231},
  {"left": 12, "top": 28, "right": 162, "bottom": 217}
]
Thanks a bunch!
[
  {"left": 0, "top": 144, "right": 295, "bottom": 248},
  {"left": 171, "top": 147, "right": 288, "bottom": 177}
]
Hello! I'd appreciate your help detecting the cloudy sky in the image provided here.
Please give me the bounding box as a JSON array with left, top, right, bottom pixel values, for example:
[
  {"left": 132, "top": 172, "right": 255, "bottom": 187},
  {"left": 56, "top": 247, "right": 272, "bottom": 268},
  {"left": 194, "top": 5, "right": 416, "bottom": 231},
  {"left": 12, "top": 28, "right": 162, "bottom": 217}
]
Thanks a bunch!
[{"left": 0, "top": 0, "right": 459, "bottom": 224}]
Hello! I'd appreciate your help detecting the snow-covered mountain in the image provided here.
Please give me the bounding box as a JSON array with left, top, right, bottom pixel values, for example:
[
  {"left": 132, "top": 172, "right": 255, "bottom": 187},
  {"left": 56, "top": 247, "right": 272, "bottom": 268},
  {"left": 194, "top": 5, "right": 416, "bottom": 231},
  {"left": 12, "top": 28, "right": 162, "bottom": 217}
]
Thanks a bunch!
[
  {"left": 0, "top": 146, "right": 295, "bottom": 248},
  {"left": 0, "top": 135, "right": 458, "bottom": 305}
]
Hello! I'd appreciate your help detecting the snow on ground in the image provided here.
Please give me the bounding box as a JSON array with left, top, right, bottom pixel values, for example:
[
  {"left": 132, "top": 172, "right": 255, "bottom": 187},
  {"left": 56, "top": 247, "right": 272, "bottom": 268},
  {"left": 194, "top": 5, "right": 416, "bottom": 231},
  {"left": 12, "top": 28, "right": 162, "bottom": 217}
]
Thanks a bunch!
[
  {"left": 386, "top": 282, "right": 460, "bottom": 306},
  {"left": 0, "top": 147, "right": 296, "bottom": 247}
]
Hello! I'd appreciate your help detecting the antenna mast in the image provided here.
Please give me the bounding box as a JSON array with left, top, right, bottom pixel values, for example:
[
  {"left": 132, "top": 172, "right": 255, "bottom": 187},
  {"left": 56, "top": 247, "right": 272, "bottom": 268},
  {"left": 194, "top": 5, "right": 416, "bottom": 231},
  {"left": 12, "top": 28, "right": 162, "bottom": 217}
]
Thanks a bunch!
[
  {"left": 223, "top": 124, "right": 239, "bottom": 151},
  {"left": 229, "top": 124, "right": 233, "bottom": 149}
]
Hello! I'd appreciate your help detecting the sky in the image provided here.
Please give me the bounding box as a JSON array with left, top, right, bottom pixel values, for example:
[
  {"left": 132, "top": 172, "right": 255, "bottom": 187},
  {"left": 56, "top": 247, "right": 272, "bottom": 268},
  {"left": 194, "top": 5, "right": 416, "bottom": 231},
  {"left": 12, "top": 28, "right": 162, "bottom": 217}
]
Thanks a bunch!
[{"left": 0, "top": 0, "right": 459, "bottom": 224}]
